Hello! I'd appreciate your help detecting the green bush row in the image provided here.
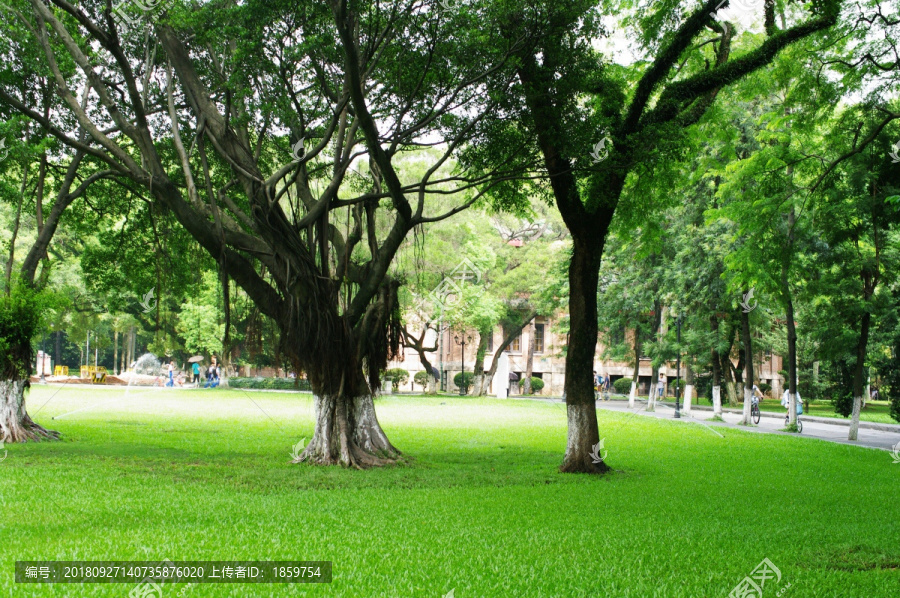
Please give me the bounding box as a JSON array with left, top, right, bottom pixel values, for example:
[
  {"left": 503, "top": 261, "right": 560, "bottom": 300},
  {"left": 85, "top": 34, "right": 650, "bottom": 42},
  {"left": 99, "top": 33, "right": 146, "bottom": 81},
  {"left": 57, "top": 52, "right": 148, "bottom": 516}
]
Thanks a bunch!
[{"left": 228, "top": 377, "right": 311, "bottom": 391}]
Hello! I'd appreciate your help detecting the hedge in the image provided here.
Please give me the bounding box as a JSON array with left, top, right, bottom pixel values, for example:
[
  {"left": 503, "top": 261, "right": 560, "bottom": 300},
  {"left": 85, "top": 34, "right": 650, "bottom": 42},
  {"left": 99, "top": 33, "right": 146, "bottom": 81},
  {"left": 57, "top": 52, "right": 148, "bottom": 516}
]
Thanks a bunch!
[
  {"left": 228, "top": 377, "right": 311, "bottom": 391},
  {"left": 453, "top": 371, "right": 475, "bottom": 392},
  {"left": 613, "top": 377, "right": 633, "bottom": 395}
]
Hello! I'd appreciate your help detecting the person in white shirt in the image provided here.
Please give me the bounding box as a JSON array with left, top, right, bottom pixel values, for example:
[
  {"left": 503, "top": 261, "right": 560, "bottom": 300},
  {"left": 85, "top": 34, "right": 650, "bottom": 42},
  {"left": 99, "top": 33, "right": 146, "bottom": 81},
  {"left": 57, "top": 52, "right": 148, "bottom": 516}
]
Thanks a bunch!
[{"left": 781, "top": 388, "right": 802, "bottom": 415}]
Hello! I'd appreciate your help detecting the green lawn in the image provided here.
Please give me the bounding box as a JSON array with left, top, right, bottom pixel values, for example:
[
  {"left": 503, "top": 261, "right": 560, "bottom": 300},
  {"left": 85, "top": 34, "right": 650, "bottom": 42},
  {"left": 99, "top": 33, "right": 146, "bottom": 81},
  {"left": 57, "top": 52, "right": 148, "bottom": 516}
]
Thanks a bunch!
[{"left": 2, "top": 385, "right": 898, "bottom": 597}]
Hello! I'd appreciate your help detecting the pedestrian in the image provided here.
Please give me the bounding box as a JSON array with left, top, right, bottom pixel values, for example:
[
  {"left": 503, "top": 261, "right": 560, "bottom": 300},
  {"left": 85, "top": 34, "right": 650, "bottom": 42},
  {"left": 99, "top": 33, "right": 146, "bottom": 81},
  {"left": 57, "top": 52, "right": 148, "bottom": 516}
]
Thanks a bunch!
[
  {"left": 594, "top": 371, "right": 602, "bottom": 395},
  {"left": 603, "top": 374, "right": 611, "bottom": 393},
  {"left": 166, "top": 360, "right": 175, "bottom": 387},
  {"left": 657, "top": 371, "right": 665, "bottom": 400},
  {"left": 204, "top": 364, "right": 215, "bottom": 388},
  {"left": 192, "top": 361, "right": 200, "bottom": 386}
]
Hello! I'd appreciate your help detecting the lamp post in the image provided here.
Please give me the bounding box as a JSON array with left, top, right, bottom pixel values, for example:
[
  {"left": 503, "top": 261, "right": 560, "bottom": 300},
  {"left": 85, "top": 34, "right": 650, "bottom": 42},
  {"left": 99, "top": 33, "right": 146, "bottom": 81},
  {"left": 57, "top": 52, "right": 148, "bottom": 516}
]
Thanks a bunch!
[
  {"left": 674, "top": 315, "right": 682, "bottom": 418},
  {"left": 454, "top": 332, "right": 472, "bottom": 395}
]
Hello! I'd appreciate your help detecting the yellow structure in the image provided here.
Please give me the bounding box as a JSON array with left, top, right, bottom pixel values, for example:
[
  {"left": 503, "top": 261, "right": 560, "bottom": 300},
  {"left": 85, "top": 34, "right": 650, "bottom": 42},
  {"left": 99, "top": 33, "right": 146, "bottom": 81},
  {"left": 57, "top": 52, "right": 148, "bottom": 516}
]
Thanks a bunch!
[
  {"left": 80, "top": 365, "right": 108, "bottom": 383},
  {"left": 53, "top": 365, "right": 69, "bottom": 376}
]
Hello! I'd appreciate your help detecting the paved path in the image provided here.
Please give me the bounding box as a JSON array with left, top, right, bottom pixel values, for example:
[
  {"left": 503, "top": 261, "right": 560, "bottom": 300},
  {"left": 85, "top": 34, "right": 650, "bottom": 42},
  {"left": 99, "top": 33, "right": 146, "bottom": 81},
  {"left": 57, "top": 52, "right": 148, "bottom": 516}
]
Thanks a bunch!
[{"left": 536, "top": 396, "right": 900, "bottom": 453}]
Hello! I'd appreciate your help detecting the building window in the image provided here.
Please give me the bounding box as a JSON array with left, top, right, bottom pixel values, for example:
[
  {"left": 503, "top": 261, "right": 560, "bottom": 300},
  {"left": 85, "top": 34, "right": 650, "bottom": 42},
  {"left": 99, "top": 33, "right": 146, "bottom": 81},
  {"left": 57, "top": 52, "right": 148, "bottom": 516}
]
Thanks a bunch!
[
  {"left": 510, "top": 334, "right": 521, "bottom": 352},
  {"left": 610, "top": 325, "right": 625, "bottom": 346},
  {"left": 534, "top": 324, "right": 545, "bottom": 353}
]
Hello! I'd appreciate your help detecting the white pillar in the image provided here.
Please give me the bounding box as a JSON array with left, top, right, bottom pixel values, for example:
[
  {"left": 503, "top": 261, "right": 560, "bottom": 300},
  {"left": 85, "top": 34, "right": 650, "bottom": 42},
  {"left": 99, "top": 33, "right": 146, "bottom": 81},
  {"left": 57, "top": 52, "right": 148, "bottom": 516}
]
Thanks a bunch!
[{"left": 628, "top": 381, "right": 636, "bottom": 409}]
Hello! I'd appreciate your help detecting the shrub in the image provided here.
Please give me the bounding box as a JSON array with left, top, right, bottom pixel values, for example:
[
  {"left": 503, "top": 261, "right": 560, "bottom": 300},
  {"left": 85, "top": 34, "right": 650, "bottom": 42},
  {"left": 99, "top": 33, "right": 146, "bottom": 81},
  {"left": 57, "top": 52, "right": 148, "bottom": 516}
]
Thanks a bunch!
[
  {"left": 613, "top": 377, "right": 633, "bottom": 395},
  {"left": 228, "top": 377, "right": 311, "bottom": 391},
  {"left": 414, "top": 370, "right": 430, "bottom": 390},
  {"left": 831, "top": 391, "right": 854, "bottom": 417},
  {"left": 453, "top": 371, "right": 475, "bottom": 393},
  {"left": 758, "top": 383, "right": 771, "bottom": 394},
  {"left": 693, "top": 374, "right": 712, "bottom": 402},
  {"left": 530, "top": 377, "right": 545, "bottom": 393},
  {"left": 0, "top": 285, "right": 51, "bottom": 380},
  {"left": 383, "top": 368, "right": 409, "bottom": 388}
]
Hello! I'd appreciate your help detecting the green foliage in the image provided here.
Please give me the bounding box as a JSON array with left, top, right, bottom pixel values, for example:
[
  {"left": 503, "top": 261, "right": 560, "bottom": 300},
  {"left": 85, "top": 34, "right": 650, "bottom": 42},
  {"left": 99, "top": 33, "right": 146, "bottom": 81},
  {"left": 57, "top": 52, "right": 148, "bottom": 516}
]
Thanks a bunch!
[
  {"left": 383, "top": 368, "right": 409, "bottom": 387},
  {"left": 0, "top": 285, "right": 54, "bottom": 380},
  {"left": 831, "top": 391, "right": 854, "bottom": 418},
  {"left": 414, "top": 370, "right": 430, "bottom": 390},
  {"left": 227, "top": 377, "right": 310, "bottom": 391},
  {"left": 453, "top": 371, "right": 475, "bottom": 393},
  {"left": 758, "top": 383, "right": 771, "bottom": 394},
  {"left": 530, "top": 377, "right": 545, "bottom": 393},
  {"left": 613, "top": 377, "right": 633, "bottom": 395}
]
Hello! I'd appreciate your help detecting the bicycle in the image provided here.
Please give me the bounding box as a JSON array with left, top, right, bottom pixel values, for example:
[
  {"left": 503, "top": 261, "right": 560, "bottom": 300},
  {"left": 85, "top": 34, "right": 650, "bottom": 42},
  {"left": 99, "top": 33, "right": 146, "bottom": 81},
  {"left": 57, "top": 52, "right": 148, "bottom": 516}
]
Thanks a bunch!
[
  {"left": 751, "top": 396, "right": 761, "bottom": 424},
  {"left": 784, "top": 412, "right": 803, "bottom": 433}
]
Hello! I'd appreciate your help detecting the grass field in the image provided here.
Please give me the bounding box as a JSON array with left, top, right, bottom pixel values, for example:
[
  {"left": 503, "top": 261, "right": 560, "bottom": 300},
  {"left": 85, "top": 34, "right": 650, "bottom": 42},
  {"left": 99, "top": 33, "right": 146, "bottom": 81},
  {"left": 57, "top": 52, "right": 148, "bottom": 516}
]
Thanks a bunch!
[{"left": 2, "top": 385, "right": 898, "bottom": 597}]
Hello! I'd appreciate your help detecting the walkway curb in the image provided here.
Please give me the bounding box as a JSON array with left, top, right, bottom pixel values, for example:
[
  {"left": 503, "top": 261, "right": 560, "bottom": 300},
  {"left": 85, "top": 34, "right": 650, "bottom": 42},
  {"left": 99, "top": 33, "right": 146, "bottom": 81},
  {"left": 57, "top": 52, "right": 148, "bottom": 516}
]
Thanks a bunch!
[{"left": 685, "top": 404, "right": 900, "bottom": 433}]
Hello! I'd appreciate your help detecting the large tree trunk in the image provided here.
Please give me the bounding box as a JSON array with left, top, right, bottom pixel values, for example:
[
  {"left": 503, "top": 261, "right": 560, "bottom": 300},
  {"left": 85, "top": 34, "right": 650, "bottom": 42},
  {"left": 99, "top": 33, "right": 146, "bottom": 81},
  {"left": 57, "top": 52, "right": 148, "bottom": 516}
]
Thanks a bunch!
[
  {"left": 848, "top": 311, "right": 871, "bottom": 441},
  {"left": 559, "top": 238, "right": 609, "bottom": 474},
  {"left": 296, "top": 370, "right": 400, "bottom": 468},
  {"left": 0, "top": 380, "right": 59, "bottom": 443},
  {"left": 522, "top": 322, "right": 535, "bottom": 394},
  {"left": 740, "top": 302, "right": 754, "bottom": 425}
]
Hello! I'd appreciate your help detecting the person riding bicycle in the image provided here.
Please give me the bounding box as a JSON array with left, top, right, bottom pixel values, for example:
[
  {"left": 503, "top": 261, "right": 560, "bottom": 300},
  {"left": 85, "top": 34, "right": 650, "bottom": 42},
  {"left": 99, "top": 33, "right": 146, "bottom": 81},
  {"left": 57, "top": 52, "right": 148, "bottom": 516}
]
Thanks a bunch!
[
  {"left": 781, "top": 388, "right": 802, "bottom": 416},
  {"left": 751, "top": 382, "right": 763, "bottom": 405}
]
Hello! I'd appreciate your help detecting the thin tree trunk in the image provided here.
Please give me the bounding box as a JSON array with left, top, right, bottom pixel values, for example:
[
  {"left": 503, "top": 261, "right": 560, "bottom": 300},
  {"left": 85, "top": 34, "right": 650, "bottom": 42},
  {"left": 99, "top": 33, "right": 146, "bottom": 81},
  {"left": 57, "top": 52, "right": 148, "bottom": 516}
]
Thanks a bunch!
[
  {"left": 480, "top": 313, "right": 536, "bottom": 396},
  {"left": 849, "top": 311, "right": 871, "bottom": 441},
  {"left": 629, "top": 325, "right": 641, "bottom": 408},
  {"left": 4, "top": 171, "right": 28, "bottom": 289},
  {"left": 559, "top": 238, "right": 609, "bottom": 474},
  {"left": 646, "top": 303, "right": 664, "bottom": 412},
  {"left": 783, "top": 260, "right": 799, "bottom": 427},
  {"left": 523, "top": 322, "right": 534, "bottom": 394},
  {"left": 472, "top": 330, "right": 489, "bottom": 396},
  {"left": 113, "top": 329, "right": 119, "bottom": 376},
  {"left": 710, "top": 313, "right": 722, "bottom": 413},
  {"left": 683, "top": 357, "right": 694, "bottom": 416},
  {"left": 740, "top": 302, "right": 754, "bottom": 425}
]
